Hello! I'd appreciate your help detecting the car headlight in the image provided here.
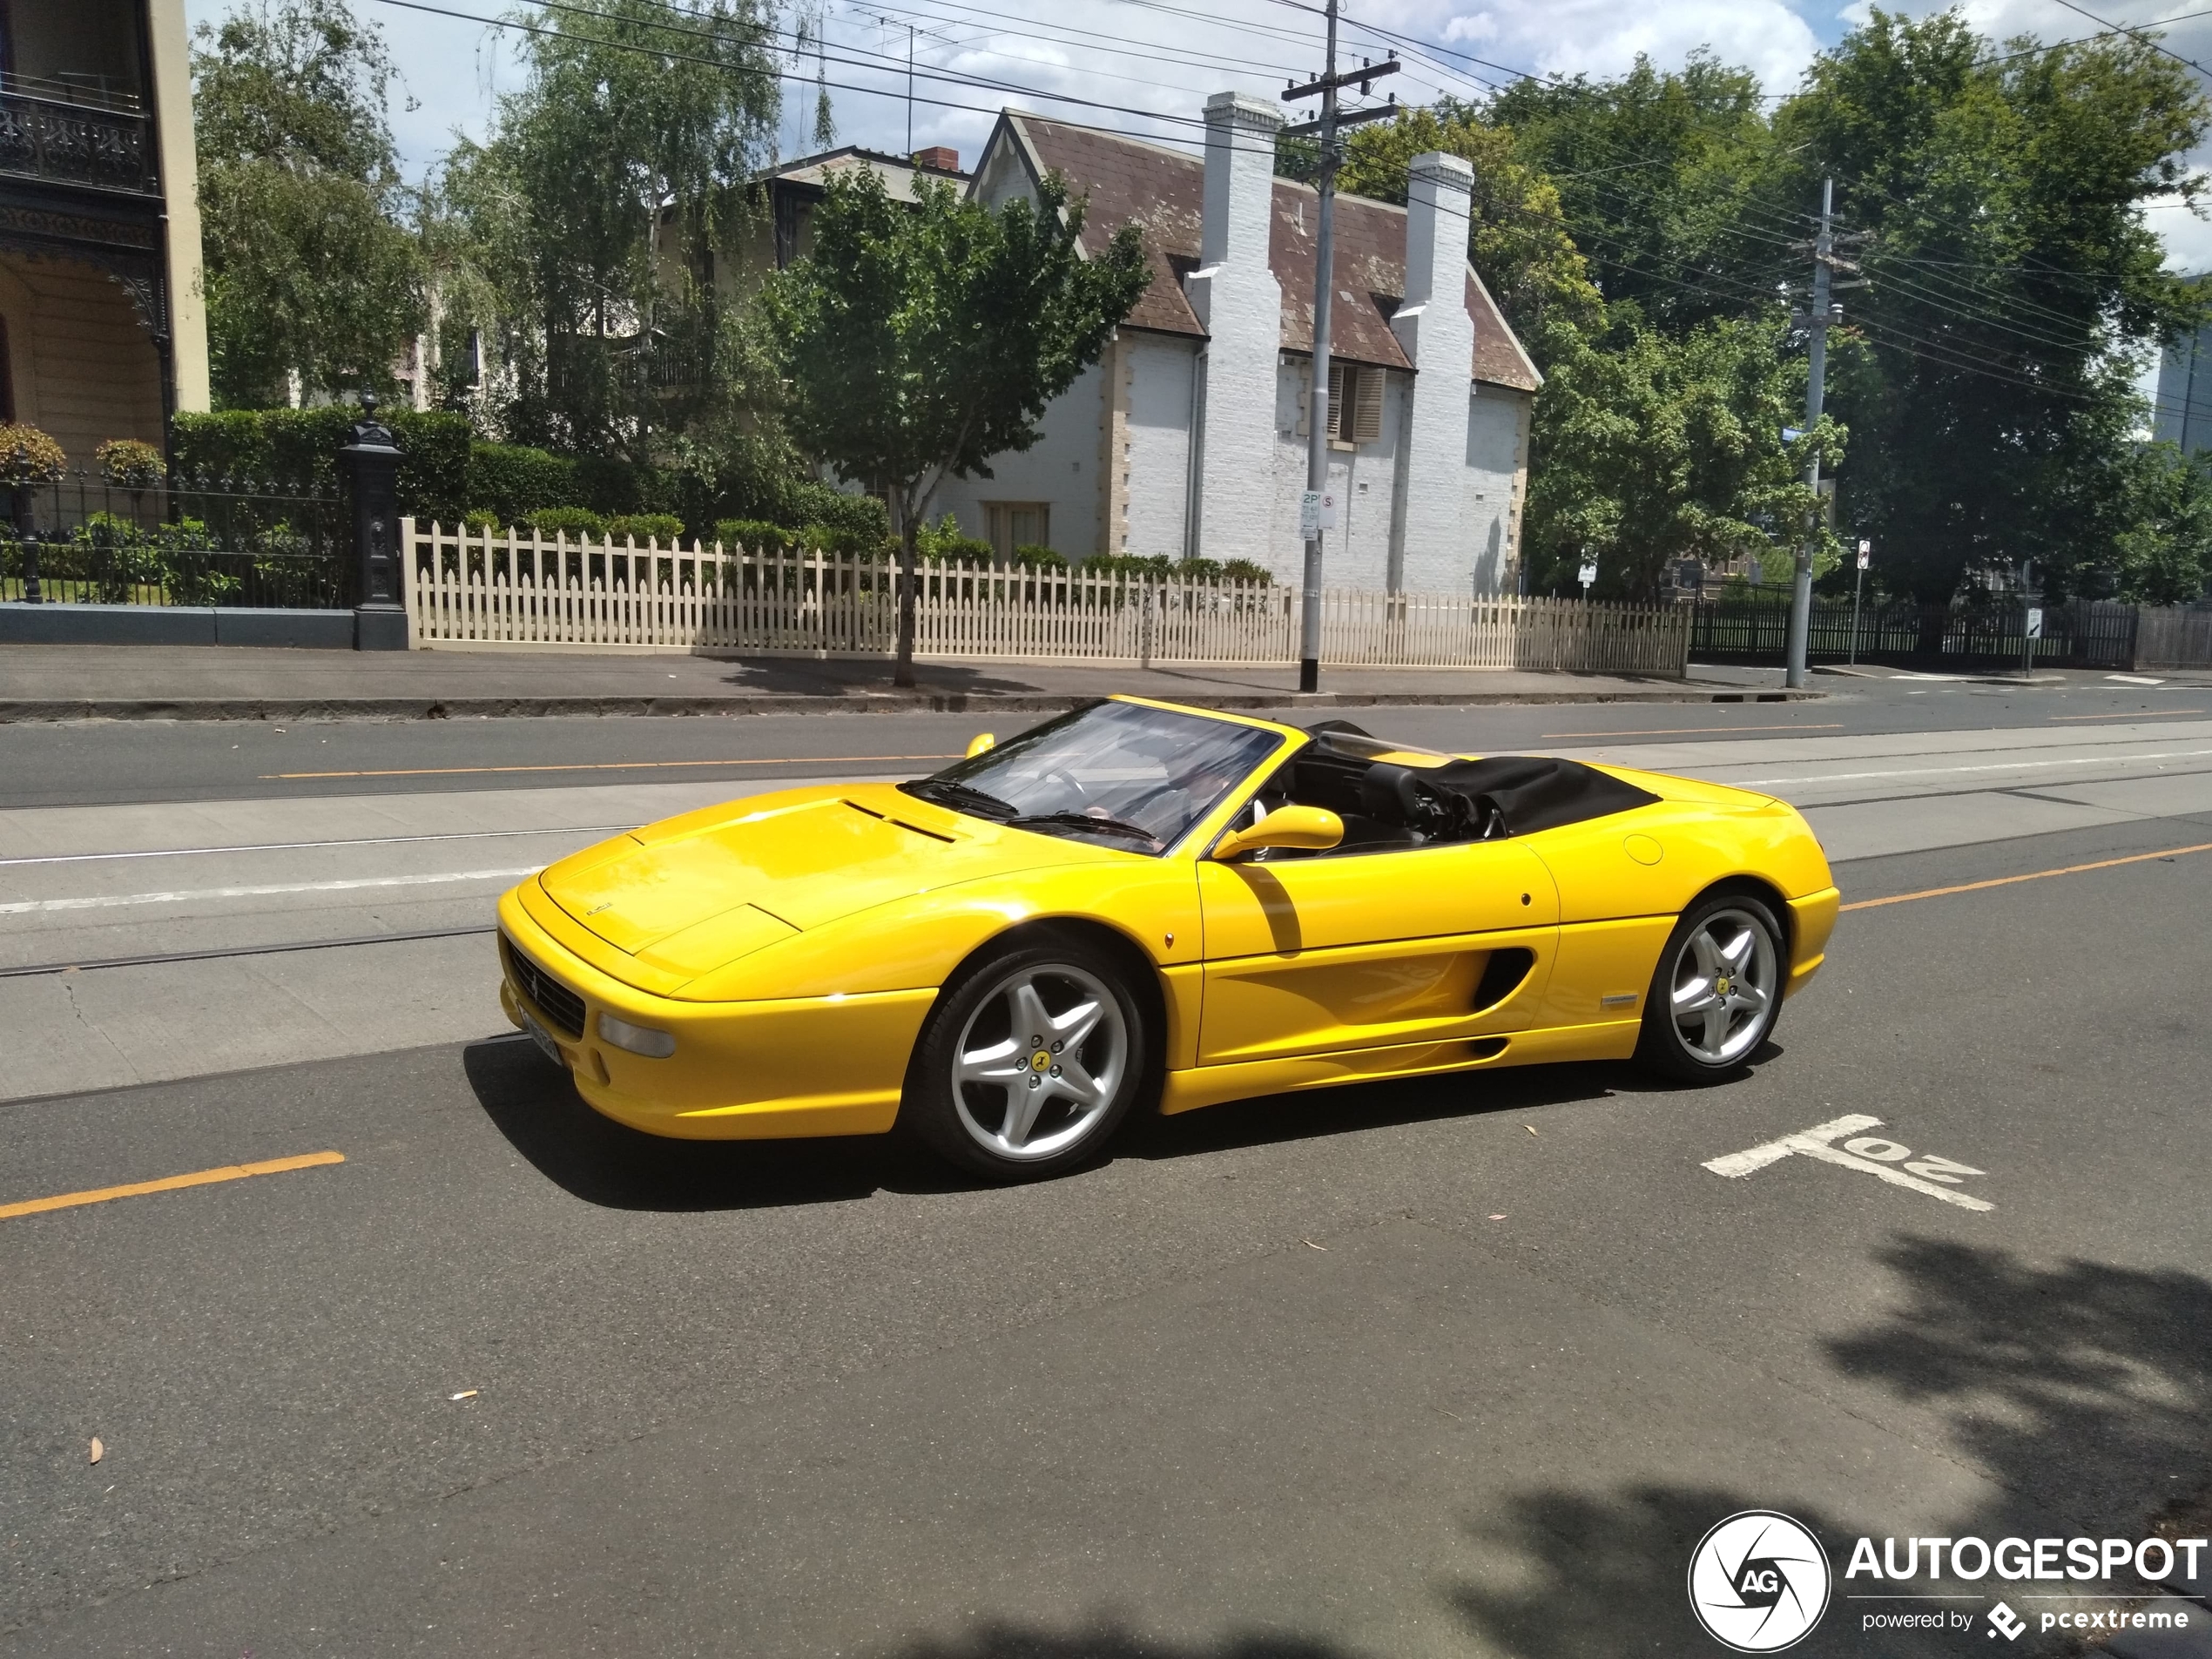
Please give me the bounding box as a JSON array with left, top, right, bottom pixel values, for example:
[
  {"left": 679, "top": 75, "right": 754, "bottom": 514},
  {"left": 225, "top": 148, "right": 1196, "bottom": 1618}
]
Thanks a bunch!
[{"left": 597, "top": 1013, "right": 677, "bottom": 1058}]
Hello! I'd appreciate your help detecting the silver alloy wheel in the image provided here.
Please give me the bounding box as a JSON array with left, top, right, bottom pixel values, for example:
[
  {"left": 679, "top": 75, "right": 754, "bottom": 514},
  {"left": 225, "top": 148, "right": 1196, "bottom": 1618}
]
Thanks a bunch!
[
  {"left": 951, "top": 961, "right": 1129, "bottom": 1162},
  {"left": 1666, "top": 906, "right": 1779, "bottom": 1064}
]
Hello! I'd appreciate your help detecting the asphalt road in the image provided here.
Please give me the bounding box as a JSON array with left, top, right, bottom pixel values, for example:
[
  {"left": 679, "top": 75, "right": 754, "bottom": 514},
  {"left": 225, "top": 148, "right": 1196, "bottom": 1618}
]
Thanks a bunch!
[
  {"left": 0, "top": 665, "right": 2201, "bottom": 809},
  {"left": 3, "top": 683, "right": 2210, "bottom": 1656}
]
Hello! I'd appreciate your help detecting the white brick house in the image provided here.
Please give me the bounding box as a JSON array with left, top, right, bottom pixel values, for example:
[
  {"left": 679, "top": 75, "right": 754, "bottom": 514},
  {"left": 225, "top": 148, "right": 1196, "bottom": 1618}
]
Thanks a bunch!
[{"left": 929, "top": 93, "right": 1541, "bottom": 594}]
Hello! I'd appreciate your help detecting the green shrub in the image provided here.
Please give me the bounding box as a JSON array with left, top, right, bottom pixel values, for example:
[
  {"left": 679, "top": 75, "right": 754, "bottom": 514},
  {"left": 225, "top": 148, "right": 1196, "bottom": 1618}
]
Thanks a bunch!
[
  {"left": 915, "top": 513, "right": 992, "bottom": 565},
  {"left": 526, "top": 506, "right": 607, "bottom": 539},
  {"left": 468, "top": 442, "right": 577, "bottom": 528},
  {"left": 0, "top": 422, "right": 66, "bottom": 482},
  {"left": 462, "top": 509, "right": 503, "bottom": 534},
  {"left": 714, "top": 518, "right": 788, "bottom": 550},
  {"left": 783, "top": 482, "right": 887, "bottom": 543},
  {"left": 1011, "top": 543, "right": 1067, "bottom": 571},
  {"left": 1218, "top": 558, "right": 1274, "bottom": 586},
  {"left": 97, "top": 439, "right": 166, "bottom": 489},
  {"left": 604, "top": 513, "right": 687, "bottom": 546},
  {"left": 1082, "top": 552, "right": 1174, "bottom": 582}
]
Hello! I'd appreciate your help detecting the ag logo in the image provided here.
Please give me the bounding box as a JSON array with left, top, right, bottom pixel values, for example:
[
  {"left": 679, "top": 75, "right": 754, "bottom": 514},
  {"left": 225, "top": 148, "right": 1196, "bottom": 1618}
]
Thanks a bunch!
[{"left": 1687, "top": 1510, "right": 1831, "bottom": 1651}]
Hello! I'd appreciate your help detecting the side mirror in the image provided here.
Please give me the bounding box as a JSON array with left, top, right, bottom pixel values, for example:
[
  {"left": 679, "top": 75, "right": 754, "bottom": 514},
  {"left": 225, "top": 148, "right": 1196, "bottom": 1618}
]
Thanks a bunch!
[
  {"left": 1212, "top": 805, "right": 1344, "bottom": 860},
  {"left": 965, "top": 732, "right": 996, "bottom": 758}
]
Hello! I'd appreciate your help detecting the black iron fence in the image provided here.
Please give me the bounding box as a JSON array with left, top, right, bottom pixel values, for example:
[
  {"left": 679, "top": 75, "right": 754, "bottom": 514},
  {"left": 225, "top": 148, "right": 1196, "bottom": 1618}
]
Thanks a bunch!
[
  {"left": 1690, "top": 593, "right": 2139, "bottom": 670},
  {"left": 3, "top": 471, "right": 351, "bottom": 609}
]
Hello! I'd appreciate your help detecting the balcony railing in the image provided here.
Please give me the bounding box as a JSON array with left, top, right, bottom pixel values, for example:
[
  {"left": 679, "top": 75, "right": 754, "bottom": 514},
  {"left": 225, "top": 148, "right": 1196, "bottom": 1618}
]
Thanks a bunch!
[{"left": 0, "top": 87, "right": 154, "bottom": 195}]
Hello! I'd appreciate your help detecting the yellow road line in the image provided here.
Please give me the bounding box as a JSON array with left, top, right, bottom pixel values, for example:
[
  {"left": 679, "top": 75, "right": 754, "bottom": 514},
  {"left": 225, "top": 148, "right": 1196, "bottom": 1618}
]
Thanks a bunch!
[
  {"left": 2047, "top": 709, "right": 2206, "bottom": 721},
  {"left": 0, "top": 1151, "right": 345, "bottom": 1222},
  {"left": 1840, "top": 842, "right": 2212, "bottom": 913},
  {"left": 1541, "top": 723, "right": 1844, "bottom": 739},
  {"left": 262, "top": 753, "right": 957, "bottom": 780}
]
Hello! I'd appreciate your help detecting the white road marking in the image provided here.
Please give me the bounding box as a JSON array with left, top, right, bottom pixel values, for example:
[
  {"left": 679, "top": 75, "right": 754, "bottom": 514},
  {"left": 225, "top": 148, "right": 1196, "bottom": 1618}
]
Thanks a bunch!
[
  {"left": 0, "top": 827, "right": 632, "bottom": 867},
  {"left": 1730, "top": 746, "right": 2212, "bottom": 788},
  {"left": 2107, "top": 674, "right": 2165, "bottom": 685},
  {"left": 1703, "top": 1114, "right": 1994, "bottom": 1212},
  {"left": 0, "top": 867, "right": 543, "bottom": 916}
]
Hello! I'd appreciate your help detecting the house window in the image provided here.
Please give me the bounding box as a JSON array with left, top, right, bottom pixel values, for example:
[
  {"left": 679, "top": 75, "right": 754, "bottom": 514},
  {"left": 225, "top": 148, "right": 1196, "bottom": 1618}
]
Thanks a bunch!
[
  {"left": 1327, "top": 362, "right": 1385, "bottom": 447},
  {"left": 985, "top": 501, "right": 1049, "bottom": 559}
]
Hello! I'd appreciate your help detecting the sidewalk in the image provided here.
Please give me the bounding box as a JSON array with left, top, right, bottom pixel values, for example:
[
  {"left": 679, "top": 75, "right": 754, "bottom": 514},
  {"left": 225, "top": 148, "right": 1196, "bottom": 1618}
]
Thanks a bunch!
[{"left": 0, "top": 644, "right": 1811, "bottom": 721}]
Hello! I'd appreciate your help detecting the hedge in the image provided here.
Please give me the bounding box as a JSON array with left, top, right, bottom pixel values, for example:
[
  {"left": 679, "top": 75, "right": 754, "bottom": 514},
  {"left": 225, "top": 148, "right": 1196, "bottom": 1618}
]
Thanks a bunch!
[{"left": 171, "top": 408, "right": 471, "bottom": 523}]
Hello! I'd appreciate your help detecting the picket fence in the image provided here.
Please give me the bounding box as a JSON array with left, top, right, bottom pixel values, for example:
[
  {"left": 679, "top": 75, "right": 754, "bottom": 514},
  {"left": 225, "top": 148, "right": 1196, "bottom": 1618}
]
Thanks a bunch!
[{"left": 398, "top": 521, "right": 1690, "bottom": 675}]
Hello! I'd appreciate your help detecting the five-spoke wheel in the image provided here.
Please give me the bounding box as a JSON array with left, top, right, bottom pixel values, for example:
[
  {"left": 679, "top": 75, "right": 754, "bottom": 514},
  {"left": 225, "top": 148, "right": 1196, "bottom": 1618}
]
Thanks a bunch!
[
  {"left": 1637, "top": 893, "right": 1784, "bottom": 1082},
  {"left": 905, "top": 934, "right": 1150, "bottom": 1179}
]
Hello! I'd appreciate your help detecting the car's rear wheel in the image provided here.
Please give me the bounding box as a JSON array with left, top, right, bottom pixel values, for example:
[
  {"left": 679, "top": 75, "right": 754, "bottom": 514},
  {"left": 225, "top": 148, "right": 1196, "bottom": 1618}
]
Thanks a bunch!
[
  {"left": 1636, "top": 893, "right": 1784, "bottom": 1083},
  {"left": 903, "top": 934, "right": 1150, "bottom": 1181}
]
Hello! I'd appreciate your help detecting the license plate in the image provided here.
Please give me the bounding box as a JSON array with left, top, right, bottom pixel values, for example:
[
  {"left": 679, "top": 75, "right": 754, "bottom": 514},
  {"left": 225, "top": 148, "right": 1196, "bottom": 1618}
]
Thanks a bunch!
[{"left": 519, "top": 1008, "right": 567, "bottom": 1069}]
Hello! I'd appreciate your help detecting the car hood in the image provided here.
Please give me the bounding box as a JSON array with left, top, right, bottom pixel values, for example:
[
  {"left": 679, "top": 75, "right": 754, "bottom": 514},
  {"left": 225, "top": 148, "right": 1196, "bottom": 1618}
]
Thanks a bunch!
[{"left": 536, "top": 783, "right": 1112, "bottom": 978}]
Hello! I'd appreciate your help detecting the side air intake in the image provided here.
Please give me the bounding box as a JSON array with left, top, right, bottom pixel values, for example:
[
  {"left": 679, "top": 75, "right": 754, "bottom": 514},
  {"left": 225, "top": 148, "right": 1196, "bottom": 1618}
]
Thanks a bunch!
[{"left": 1473, "top": 947, "right": 1536, "bottom": 1013}]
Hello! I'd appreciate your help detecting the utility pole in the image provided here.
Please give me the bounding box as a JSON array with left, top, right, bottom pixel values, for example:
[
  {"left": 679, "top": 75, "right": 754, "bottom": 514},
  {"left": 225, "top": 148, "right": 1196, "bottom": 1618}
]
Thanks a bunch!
[
  {"left": 1785, "top": 180, "right": 1868, "bottom": 688},
  {"left": 1283, "top": 13, "right": 1397, "bottom": 693},
  {"left": 1785, "top": 179, "right": 1835, "bottom": 690}
]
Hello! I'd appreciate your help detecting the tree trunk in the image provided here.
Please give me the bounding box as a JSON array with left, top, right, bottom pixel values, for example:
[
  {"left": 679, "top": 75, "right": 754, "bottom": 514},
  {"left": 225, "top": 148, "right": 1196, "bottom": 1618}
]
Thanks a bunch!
[{"left": 893, "top": 487, "right": 917, "bottom": 689}]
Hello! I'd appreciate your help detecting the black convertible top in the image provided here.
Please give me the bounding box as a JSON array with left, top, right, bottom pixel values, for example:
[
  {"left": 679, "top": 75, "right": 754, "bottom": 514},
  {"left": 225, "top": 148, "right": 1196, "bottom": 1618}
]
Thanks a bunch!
[{"left": 1301, "top": 722, "right": 1660, "bottom": 839}]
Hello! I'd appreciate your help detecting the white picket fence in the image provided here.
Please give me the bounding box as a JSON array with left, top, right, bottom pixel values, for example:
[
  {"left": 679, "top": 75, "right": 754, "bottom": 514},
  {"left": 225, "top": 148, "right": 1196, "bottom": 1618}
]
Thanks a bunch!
[{"left": 398, "top": 520, "right": 1690, "bottom": 675}]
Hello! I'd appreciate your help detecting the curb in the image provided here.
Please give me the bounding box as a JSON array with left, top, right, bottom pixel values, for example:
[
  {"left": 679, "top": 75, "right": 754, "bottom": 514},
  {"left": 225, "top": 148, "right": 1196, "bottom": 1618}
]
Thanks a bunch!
[{"left": 0, "top": 686, "right": 1821, "bottom": 723}]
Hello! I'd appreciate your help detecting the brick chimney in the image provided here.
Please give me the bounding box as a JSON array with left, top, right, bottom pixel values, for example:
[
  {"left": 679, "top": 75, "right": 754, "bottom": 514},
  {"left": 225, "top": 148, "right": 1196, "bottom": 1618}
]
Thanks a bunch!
[
  {"left": 1188, "top": 91, "right": 1284, "bottom": 566},
  {"left": 912, "top": 146, "right": 961, "bottom": 174},
  {"left": 1387, "top": 150, "right": 1477, "bottom": 591}
]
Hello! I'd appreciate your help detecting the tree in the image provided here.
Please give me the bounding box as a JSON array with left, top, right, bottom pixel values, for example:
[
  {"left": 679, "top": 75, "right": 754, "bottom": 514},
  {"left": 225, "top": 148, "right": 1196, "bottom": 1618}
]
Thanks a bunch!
[
  {"left": 1492, "top": 54, "right": 1784, "bottom": 335},
  {"left": 769, "top": 169, "right": 1149, "bottom": 685},
  {"left": 1774, "top": 9, "right": 2210, "bottom": 600},
  {"left": 192, "top": 0, "right": 425, "bottom": 406},
  {"left": 1521, "top": 304, "right": 1843, "bottom": 598},
  {"left": 436, "top": 0, "right": 781, "bottom": 456}
]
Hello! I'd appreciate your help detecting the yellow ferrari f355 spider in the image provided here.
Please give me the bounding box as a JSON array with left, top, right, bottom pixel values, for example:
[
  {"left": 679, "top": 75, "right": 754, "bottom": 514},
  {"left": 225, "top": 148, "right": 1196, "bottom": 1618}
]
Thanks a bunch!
[{"left": 497, "top": 696, "right": 1838, "bottom": 1180}]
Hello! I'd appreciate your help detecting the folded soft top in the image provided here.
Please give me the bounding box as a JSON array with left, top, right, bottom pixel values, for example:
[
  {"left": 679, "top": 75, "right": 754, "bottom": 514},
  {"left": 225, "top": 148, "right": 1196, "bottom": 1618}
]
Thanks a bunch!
[{"left": 1304, "top": 722, "right": 1660, "bottom": 838}]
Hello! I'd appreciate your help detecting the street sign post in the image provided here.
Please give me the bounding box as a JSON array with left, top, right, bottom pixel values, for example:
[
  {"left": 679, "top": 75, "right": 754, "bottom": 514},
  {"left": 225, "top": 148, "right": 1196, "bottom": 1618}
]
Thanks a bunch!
[
  {"left": 1850, "top": 537, "right": 1869, "bottom": 665},
  {"left": 1577, "top": 560, "right": 1597, "bottom": 597}
]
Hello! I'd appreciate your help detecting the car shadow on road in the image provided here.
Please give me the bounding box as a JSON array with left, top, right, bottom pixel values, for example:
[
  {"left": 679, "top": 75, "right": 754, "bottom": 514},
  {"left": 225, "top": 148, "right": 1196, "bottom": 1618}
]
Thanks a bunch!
[
  {"left": 464, "top": 1030, "right": 1787, "bottom": 1209},
  {"left": 1441, "top": 1237, "right": 2212, "bottom": 1658},
  {"left": 1117, "top": 1048, "right": 1780, "bottom": 1163},
  {"left": 461, "top": 1035, "right": 922, "bottom": 1211}
]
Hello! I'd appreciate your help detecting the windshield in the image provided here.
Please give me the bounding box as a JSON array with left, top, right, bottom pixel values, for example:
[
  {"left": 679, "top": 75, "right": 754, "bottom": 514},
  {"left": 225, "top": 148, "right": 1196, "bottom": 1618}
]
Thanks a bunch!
[{"left": 901, "top": 700, "right": 1281, "bottom": 854}]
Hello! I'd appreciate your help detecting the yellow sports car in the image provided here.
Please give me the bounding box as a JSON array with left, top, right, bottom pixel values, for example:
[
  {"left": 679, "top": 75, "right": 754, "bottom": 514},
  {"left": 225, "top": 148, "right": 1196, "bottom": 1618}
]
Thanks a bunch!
[{"left": 497, "top": 696, "right": 1838, "bottom": 1180}]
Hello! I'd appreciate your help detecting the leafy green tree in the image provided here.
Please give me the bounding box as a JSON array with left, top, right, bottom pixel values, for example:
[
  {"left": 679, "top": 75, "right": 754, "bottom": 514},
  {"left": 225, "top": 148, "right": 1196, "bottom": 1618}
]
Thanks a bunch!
[
  {"left": 435, "top": 0, "right": 779, "bottom": 458},
  {"left": 768, "top": 169, "right": 1149, "bottom": 684},
  {"left": 1775, "top": 9, "right": 2209, "bottom": 601},
  {"left": 1492, "top": 54, "right": 1785, "bottom": 334},
  {"left": 1521, "top": 304, "right": 1843, "bottom": 598},
  {"left": 192, "top": 0, "right": 425, "bottom": 406}
]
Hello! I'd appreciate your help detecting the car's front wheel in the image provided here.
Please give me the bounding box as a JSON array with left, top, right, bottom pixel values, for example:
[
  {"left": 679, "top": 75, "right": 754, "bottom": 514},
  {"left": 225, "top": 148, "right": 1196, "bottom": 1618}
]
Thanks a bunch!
[
  {"left": 1636, "top": 893, "right": 1785, "bottom": 1083},
  {"left": 903, "top": 934, "right": 1150, "bottom": 1181}
]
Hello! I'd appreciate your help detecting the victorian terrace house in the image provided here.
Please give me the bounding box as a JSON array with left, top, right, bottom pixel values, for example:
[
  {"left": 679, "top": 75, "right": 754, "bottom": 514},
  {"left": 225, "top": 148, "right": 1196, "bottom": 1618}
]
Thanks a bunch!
[{"left": 0, "top": 0, "right": 210, "bottom": 462}]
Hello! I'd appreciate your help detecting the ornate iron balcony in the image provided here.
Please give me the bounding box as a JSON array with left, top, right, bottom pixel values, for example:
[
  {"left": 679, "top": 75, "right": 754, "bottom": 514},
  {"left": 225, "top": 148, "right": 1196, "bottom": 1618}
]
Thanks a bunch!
[{"left": 0, "top": 89, "right": 154, "bottom": 195}]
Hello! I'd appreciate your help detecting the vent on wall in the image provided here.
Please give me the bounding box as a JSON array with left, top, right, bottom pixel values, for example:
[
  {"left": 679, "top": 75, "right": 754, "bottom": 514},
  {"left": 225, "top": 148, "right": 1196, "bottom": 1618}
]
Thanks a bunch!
[{"left": 1472, "top": 947, "right": 1536, "bottom": 1013}]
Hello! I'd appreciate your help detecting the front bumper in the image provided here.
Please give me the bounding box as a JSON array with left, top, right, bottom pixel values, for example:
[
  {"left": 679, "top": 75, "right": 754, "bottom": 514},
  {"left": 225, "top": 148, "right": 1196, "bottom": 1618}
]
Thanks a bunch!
[
  {"left": 1784, "top": 887, "right": 1841, "bottom": 999},
  {"left": 496, "top": 884, "right": 934, "bottom": 1140}
]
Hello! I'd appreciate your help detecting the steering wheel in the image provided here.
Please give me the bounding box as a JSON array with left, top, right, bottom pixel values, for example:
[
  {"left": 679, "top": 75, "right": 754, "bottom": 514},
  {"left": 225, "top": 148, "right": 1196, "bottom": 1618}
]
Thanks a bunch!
[{"left": 1041, "top": 766, "right": 1089, "bottom": 802}]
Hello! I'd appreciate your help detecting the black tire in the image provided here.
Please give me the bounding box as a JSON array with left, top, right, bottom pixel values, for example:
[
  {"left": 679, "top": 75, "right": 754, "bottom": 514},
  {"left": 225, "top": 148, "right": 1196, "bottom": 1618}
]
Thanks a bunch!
[
  {"left": 902, "top": 932, "right": 1152, "bottom": 1181},
  {"left": 1635, "top": 891, "right": 1786, "bottom": 1084}
]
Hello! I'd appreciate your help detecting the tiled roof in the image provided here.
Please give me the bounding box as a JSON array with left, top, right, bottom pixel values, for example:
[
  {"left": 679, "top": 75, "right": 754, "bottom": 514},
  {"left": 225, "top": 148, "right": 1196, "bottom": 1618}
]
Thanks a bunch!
[{"left": 1004, "top": 113, "right": 1541, "bottom": 393}]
